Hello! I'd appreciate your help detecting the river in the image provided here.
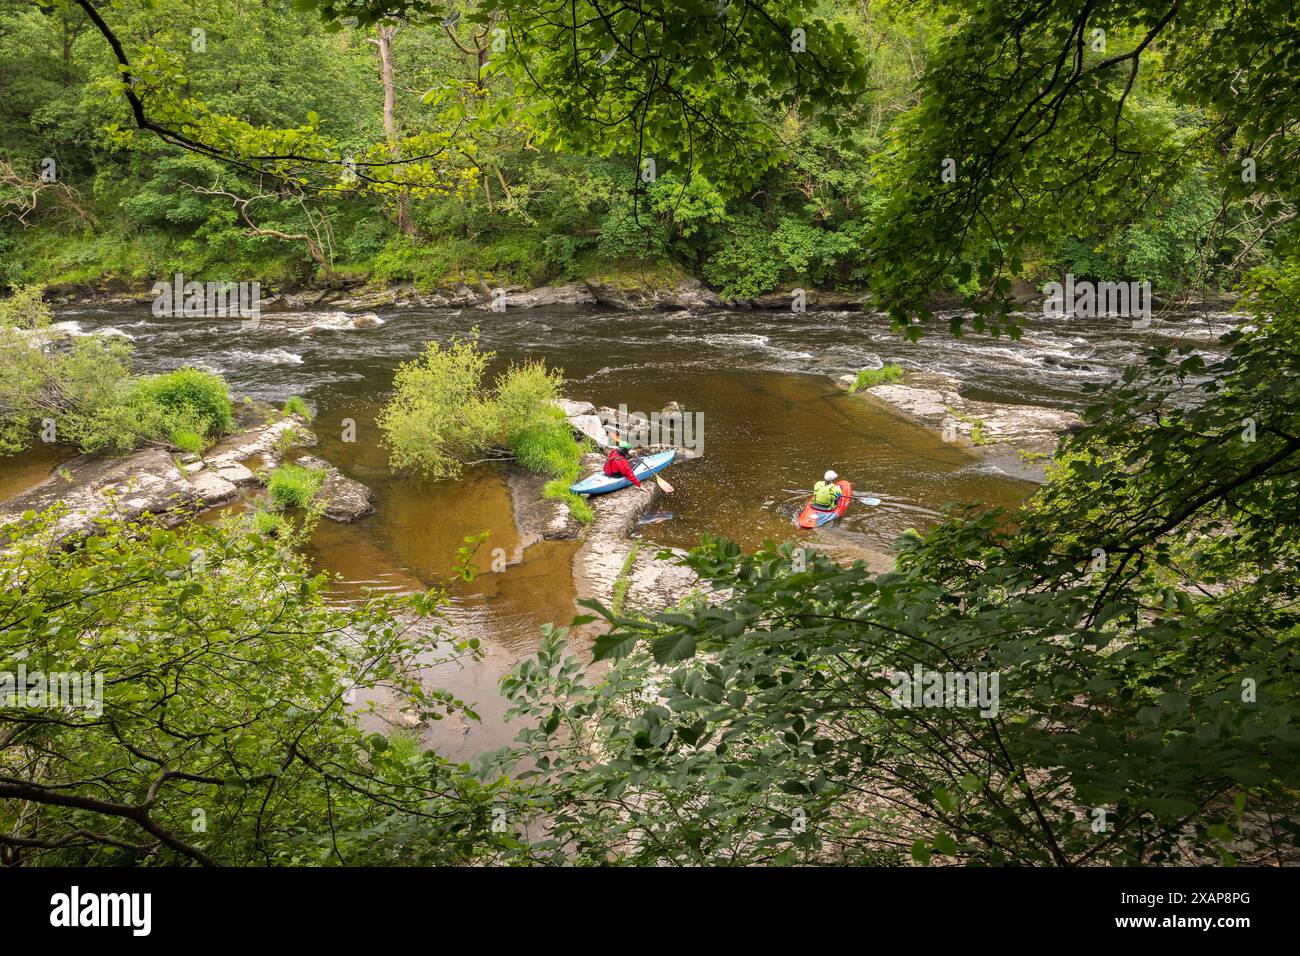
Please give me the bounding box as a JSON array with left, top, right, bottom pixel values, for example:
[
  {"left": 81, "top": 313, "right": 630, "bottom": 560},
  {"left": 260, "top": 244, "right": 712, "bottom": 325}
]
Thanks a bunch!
[{"left": 2, "top": 301, "right": 1241, "bottom": 756}]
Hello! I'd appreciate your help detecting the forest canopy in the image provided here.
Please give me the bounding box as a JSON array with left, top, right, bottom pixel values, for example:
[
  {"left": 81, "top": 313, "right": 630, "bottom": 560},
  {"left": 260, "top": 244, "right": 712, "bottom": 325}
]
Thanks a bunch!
[{"left": 1, "top": 0, "right": 1294, "bottom": 314}]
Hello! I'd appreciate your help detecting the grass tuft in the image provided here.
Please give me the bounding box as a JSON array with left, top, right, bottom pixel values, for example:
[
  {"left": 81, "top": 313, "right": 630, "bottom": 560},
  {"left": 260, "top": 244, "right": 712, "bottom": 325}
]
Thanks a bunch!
[
  {"left": 510, "top": 407, "right": 586, "bottom": 481},
  {"left": 266, "top": 463, "right": 326, "bottom": 509},
  {"left": 544, "top": 478, "right": 595, "bottom": 524},
  {"left": 850, "top": 363, "right": 903, "bottom": 392}
]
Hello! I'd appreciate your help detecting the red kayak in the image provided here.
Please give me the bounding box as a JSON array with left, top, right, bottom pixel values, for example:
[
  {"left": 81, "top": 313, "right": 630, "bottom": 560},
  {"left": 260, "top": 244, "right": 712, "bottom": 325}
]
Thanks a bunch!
[{"left": 795, "top": 480, "right": 852, "bottom": 528}]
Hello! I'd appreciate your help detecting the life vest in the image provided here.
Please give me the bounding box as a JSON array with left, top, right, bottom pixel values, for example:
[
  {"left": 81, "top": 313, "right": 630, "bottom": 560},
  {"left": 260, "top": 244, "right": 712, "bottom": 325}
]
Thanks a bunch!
[
  {"left": 812, "top": 480, "right": 839, "bottom": 508},
  {"left": 603, "top": 449, "right": 630, "bottom": 477}
]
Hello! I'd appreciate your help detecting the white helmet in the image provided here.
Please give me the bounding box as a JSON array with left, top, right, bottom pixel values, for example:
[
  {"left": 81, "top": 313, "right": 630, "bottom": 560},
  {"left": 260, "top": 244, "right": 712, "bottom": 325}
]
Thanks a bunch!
[{"left": 824, "top": 470, "right": 838, "bottom": 482}]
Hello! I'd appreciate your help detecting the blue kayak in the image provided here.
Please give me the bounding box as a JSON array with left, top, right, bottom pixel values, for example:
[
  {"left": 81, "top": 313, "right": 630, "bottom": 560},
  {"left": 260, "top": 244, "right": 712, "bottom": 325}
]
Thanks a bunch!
[{"left": 570, "top": 450, "right": 676, "bottom": 495}]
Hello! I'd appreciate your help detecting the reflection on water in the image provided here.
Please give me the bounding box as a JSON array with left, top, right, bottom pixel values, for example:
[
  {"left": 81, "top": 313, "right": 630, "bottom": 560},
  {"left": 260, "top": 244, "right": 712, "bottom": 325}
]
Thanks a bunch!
[{"left": 0, "top": 442, "right": 77, "bottom": 502}]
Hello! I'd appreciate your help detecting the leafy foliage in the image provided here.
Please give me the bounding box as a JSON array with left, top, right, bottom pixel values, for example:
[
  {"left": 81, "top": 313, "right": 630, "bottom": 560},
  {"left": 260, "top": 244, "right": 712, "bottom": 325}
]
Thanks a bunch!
[
  {"left": 126, "top": 367, "right": 234, "bottom": 442},
  {"left": 861, "top": 0, "right": 1300, "bottom": 334},
  {"left": 0, "top": 506, "right": 509, "bottom": 865},
  {"left": 489, "top": 266, "right": 1300, "bottom": 865},
  {"left": 377, "top": 336, "right": 574, "bottom": 480},
  {"left": 376, "top": 334, "right": 498, "bottom": 479}
]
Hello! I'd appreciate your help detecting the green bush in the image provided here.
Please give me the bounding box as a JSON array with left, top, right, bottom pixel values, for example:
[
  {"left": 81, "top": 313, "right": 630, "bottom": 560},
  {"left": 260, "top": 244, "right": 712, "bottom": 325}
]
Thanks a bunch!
[
  {"left": 703, "top": 218, "right": 783, "bottom": 300},
  {"left": 596, "top": 204, "right": 670, "bottom": 261},
  {"left": 266, "top": 464, "right": 326, "bottom": 509},
  {"left": 850, "top": 363, "right": 903, "bottom": 391},
  {"left": 371, "top": 235, "right": 478, "bottom": 290},
  {"left": 377, "top": 335, "right": 498, "bottom": 480},
  {"left": 510, "top": 409, "right": 584, "bottom": 481},
  {"left": 0, "top": 286, "right": 144, "bottom": 455},
  {"left": 252, "top": 508, "right": 291, "bottom": 537},
  {"left": 379, "top": 338, "right": 574, "bottom": 482},
  {"left": 493, "top": 360, "right": 565, "bottom": 442},
  {"left": 541, "top": 234, "right": 585, "bottom": 279},
  {"left": 130, "top": 368, "right": 234, "bottom": 439},
  {"left": 482, "top": 232, "right": 546, "bottom": 285}
]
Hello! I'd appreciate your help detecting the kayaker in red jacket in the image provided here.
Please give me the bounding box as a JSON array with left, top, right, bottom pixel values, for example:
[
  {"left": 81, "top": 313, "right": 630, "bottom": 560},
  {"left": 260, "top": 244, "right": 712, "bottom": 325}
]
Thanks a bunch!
[{"left": 603, "top": 442, "right": 642, "bottom": 487}]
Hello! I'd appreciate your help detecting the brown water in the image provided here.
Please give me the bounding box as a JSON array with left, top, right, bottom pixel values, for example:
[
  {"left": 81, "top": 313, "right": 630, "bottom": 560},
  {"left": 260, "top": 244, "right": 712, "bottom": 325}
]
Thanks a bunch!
[{"left": 2, "top": 303, "right": 1240, "bottom": 755}]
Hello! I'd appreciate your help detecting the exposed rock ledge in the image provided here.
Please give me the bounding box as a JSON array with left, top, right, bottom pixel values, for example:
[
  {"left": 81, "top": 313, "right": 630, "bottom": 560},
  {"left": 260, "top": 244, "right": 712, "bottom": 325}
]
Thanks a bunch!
[
  {"left": 293, "top": 454, "right": 376, "bottom": 522},
  {"left": 838, "top": 370, "right": 1081, "bottom": 484},
  {"left": 553, "top": 398, "right": 703, "bottom": 461},
  {"left": 0, "top": 406, "right": 373, "bottom": 540},
  {"left": 570, "top": 451, "right": 700, "bottom": 616},
  {"left": 504, "top": 437, "right": 701, "bottom": 616}
]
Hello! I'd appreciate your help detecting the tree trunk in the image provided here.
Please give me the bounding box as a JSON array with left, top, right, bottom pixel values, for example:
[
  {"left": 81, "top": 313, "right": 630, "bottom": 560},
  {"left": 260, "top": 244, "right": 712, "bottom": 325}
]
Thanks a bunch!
[{"left": 376, "top": 23, "right": 414, "bottom": 237}]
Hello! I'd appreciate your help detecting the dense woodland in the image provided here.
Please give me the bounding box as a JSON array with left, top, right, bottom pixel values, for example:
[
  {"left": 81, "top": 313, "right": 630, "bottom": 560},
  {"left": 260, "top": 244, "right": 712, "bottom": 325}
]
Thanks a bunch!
[
  {"left": 1, "top": 0, "right": 1290, "bottom": 302},
  {"left": 0, "top": 0, "right": 1297, "bottom": 867}
]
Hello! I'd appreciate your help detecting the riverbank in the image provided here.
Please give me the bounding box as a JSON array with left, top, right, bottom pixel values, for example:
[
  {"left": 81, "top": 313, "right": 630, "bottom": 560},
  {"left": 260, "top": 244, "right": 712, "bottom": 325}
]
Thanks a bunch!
[{"left": 40, "top": 274, "right": 1241, "bottom": 315}]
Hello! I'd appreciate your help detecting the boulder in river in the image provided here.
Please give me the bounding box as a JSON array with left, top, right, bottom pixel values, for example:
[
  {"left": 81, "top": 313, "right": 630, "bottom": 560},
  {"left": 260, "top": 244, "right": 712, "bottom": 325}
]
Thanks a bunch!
[
  {"left": 553, "top": 398, "right": 597, "bottom": 418},
  {"left": 553, "top": 397, "right": 706, "bottom": 459},
  {"left": 292, "top": 454, "right": 376, "bottom": 523},
  {"left": 569, "top": 414, "right": 613, "bottom": 449}
]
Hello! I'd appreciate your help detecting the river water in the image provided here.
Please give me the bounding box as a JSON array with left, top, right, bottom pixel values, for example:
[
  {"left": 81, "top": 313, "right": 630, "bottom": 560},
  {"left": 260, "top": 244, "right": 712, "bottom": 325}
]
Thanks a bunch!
[{"left": 4, "top": 302, "right": 1240, "bottom": 755}]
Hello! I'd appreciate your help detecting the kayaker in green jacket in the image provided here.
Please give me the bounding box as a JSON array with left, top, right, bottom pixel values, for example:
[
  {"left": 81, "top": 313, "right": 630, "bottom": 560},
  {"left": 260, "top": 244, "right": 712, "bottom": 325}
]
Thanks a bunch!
[{"left": 812, "top": 470, "right": 842, "bottom": 509}]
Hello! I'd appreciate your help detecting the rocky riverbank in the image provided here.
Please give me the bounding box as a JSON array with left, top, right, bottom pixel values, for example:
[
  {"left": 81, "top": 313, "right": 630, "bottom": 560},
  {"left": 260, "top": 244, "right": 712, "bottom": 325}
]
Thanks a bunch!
[
  {"left": 45, "top": 278, "right": 865, "bottom": 313},
  {"left": 45, "top": 276, "right": 725, "bottom": 313},
  {"left": 0, "top": 402, "right": 374, "bottom": 542},
  {"left": 837, "top": 369, "right": 1080, "bottom": 483},
  {"left": 44, "top": 273, "right": 1241, "bottom": 315}
]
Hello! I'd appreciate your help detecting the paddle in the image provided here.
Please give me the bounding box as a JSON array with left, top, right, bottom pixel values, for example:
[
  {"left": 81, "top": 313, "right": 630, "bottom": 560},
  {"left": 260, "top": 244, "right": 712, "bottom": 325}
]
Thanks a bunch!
[
  {"left": 610, "top": 432, "right": 674, "bottom": 494},
  {"left": 781, "top": 488, "right": 882, "bottom": 506}
]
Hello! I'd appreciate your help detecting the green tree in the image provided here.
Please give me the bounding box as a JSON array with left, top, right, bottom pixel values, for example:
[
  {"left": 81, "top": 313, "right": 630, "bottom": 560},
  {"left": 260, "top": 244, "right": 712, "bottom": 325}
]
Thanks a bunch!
[
  {"left": 0, "top": 506, "right": 508, "bottom": 865},
  {"left": 862, "top": 0, "right": 1300, "bottom": 333}
]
